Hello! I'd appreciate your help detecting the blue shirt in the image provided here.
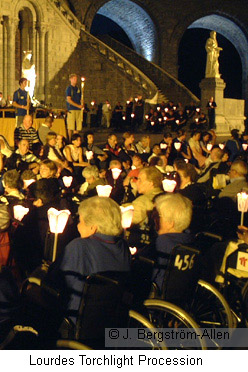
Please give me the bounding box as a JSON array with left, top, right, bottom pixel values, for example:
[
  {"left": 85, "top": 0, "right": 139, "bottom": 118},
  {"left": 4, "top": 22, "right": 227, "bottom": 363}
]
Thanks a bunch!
[
  {"left": 48, "top": 233, "right": 131, "bottom": 323},
  {"left": 66, "top": 85, "right": 81, "bottom": 110},
  {"left": 13, "top": 88, "right": 28, "bottom": 116}
]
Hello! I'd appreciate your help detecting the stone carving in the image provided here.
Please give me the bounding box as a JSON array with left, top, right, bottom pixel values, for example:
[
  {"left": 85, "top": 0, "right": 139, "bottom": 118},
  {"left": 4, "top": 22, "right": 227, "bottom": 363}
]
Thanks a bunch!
[{"left": 205, "top": 31, "right": 222, "bottom": 78}]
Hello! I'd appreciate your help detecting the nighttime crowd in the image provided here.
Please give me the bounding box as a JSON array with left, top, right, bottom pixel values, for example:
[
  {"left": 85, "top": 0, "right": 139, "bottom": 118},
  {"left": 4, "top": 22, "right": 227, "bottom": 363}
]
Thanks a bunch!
[{"left": 1, "top": 77, "right": 248, "bottom": 349}]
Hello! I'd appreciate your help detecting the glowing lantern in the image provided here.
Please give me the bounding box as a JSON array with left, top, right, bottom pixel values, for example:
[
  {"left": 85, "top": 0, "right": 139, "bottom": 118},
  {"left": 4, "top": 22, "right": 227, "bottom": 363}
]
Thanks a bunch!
[
  {"left": 96, "top": 185, "right": 112, "bottom": 197},
  {"left": 62, "top": 176, "right": 73, "bottom": 188},
  {"left": 162, "top": 179, "right": 177, "bottom": 193},
  {"left": 120, "top": 205, "right": 134, "bottom": 229},
  {"left": 111, "top": 168, "right": 122, "bottom": 180},
  {"left": 13, "top": 205, "right": 29, "bottom": 221}
]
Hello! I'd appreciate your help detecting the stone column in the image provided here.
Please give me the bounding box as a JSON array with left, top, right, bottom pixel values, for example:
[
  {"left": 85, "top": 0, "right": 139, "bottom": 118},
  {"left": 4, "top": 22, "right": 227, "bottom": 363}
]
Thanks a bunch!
[
  {"left": 199, "top": 77, "right": 227, "bottom": 134},
  {"left": 37, "top": 23, "right": 48, "bottom": 101},
  {"left": 7, "top": 17, "right": 19, "bottom": 98},
  {"left": 0, "top": 16, "right": 4, "bottom": 92}
]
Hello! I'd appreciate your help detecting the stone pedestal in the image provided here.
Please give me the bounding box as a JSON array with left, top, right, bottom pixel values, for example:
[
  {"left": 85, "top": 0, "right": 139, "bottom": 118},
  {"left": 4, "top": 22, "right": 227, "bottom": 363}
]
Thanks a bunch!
[
  {"left": 199, "top": 77, "right": 227, "bottom": 134},
  {"left": 200, "top": 77, "right": 245, "bottom": 136}
]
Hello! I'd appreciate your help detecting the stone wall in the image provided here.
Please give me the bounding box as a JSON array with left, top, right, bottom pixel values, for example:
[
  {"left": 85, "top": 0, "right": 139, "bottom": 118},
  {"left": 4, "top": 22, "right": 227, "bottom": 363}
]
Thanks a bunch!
[{"left": 49, "top": 39, "right": 150, "bottom": 109}]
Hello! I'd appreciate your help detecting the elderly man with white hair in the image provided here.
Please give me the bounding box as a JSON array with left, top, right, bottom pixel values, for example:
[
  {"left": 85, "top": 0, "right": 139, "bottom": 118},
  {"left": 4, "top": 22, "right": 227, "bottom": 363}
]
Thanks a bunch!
[
  {"left": 47, "top": 196, "right": 131, "bottom": 325},
  {"left": 152, "top": 193, "right": 193, "bottom": 292},
  {"left": 79, "top": 165, "right": 106, "bottom": 196},
  {"left": 218, "top": 160, "right": 248, "bottom": 201}
]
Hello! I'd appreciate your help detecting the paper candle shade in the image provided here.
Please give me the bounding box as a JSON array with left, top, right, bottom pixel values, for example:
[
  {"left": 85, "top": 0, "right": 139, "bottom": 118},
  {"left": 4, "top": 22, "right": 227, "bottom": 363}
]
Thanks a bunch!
[
  {"left": 120, "top": 205, "right": 134, "bottom": 229},
  {"left": 62, "top": 176, "right": 73, "bottom": 188},
  {"left": 47, "top": 208, "right": 71, "bottom": 234},
  {"left": 162, "top": 179, "right": 177, "bottom": 192},
  {"left": 13, "top": 205, "right": 29, "bottom": 221},
  {"left": 111, "top": 168, "right": 122, "bottom": 180},
  {"left": 96, "top": 185, "right": 112, "bottom": 197}
]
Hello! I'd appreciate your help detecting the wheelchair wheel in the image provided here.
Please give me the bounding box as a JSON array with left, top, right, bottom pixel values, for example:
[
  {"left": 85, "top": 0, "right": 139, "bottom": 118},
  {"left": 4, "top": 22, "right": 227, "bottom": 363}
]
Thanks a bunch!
[
  {"left": 143, "top": 299, "right": 207, "bottom": 350},
  {"left": 190, "top": 280, "right": 235, "bottom": 330},
  {"left": 127, "top": 309, "right": 167, "bottom": 349},
  {"left": 241, "top": 280, "right": 248, "bottom": 327}
]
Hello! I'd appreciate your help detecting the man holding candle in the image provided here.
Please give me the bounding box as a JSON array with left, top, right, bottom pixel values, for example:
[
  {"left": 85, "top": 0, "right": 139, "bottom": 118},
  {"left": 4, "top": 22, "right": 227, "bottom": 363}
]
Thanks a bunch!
[{"left": 66, "top": 74, "right": 84, "bottom": 141}]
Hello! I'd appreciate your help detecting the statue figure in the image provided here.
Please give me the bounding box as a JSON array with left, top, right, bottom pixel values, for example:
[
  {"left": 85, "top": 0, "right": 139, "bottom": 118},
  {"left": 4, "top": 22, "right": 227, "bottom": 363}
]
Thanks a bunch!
[
  {"left": 205, "top": 31, "right": 223, "bottom": 78},
  {"left": 22, "top": 50, "right": 36, "bottom": 102}
]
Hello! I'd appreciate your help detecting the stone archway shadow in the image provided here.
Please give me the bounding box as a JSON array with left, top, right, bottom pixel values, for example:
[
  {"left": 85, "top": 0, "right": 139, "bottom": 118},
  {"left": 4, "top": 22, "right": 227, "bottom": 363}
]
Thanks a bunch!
[
  {"left": 188, "top": 14, "right": 248, "bottom": 100},
  {"left": 95, "top": 0, "right": 158, "bottom": 63}
]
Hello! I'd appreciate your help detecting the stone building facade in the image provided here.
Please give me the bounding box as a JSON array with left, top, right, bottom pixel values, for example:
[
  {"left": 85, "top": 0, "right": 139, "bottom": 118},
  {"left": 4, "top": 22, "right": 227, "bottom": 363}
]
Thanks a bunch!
[{"left": 1, "top": 0, "right": 248, "bottom": 112}]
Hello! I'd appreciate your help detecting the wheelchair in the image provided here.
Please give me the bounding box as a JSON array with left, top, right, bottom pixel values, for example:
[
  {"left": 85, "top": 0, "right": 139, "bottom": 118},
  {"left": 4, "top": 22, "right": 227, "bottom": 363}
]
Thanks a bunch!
[
  {"left": 215, "top": 240, "right": 248, "bottom": 328},
  {"left": 0, "top": 266, "right": 166, "bottom": 350},
  {"left": 131, "top": 243, "right": 234, "bottom": 349}
]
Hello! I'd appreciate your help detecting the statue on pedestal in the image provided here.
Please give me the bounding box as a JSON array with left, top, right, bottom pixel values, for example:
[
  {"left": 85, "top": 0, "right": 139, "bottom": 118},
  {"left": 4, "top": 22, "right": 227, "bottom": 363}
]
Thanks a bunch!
[
  {"left": 205, "top": 31, "right": 223, "bottom": 78},
  {"left": 22, "top": 50, "right": 36, "bottom": 102}
]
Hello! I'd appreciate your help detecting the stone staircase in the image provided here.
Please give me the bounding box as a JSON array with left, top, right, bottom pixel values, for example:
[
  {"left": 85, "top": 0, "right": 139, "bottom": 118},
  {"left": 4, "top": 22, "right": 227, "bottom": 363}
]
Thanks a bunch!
[
  {"left": 49, "top": 0, "right": 199, "bottom": 105},
  {"left": 97, "top": 35, "right": 200, "bottom": 106}
]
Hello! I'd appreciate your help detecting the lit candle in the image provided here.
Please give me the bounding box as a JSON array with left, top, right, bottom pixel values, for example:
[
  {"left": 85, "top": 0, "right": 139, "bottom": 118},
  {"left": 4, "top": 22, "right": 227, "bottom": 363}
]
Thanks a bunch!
[
  {"left": 91, "top": 101, "right": 95, "bottom": 106},
  {"left": 176, "top": 120, "right": 179, "bottom": 124},
  {"left": 160, "top": 143, "right": 167, "bottom": 150},
  {"left": 173, "top": 106, "right": 177, "bottom": 110},
  {"left": 242, "top": 144, "right": 248, "bottom": 151},
  {"left": 85, "top": 150, "right": 94, "bottom": 161},
  {"left": 135, "top": 98, "right": 138, "bottom": 102},
  {"left": 23, "top": 179, "right": 35, "bottom": 189},
  {"left": 151, "top": 121, "right": 155, "bottom": 126},
  {"left": 196, "top": 108, "right": 200, "bottom": 112},
  {"left": 157, "top": 107, "right": 161, "bottom": 111},
  {"left": 164, "top": 116, "right": 167, "bottom": 121},
  {"left": 207, "top": 144, "right": 213, "bottom": 152},
  {"left": 219, "top": 143, "right": 225, "bottom": 150},
  {"left": 195, "top": 118, "right": 199, "bottom": 123},
  {"left": 145, "top": 115, "right": 149, "bottom": 120},
  {"left": 184, "top": 159, "right": 189, "bottom": 163},
  {"left": 126, "top": 100, "right": 130, "bottom": 104},
  {"left": 129, "top": 247, "right": 137, "bottom": 255},
  {"left": 81, "top": 77, "right": 85, "bottom": 112},
  {"left": 174, "top": 142, "right": 181, "bottom": 151},
  {"left": 165, "top": 108, "right": 168, "bottom": 112},
  {"left": 131, "top": 113, "right": 135, "bottom": 118},
  {"left": 120, "top": 205, "right": 134, "bottom": 229},
  {"left": 13, "top": 205, "right": 29, "bottom": 221},
  {"left": 122, "top": 116, "right": 126, "bottom": 120},
  {"left": 62, "top": 176, "right": 73, "bottom": 188},
  {"left": 111, "top": 168, "right": 122, "bottom": 180},
  {"left": 47, "top": 208, "right": 71, "bottom": 262},
  {"left": 96, "top": 185, "right": 112, "bottom": 197},
  {"left": 162, "top": 179, "right": 177, "bottom": 192},
  {"left": 159, "top": 118, "right": 162, "bottom": 122}
]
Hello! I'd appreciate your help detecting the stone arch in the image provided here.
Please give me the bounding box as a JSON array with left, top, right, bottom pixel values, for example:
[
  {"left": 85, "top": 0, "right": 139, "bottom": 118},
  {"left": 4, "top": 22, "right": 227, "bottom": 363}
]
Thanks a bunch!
[
  {"left": 13, "top": 0, "right": 44, "bottom": 24},
  {"left": 175, "top": 13, "right": 248, "bottom": 100},
  {"left": 90, "top": 0, "right": 159, "bottom": 63}
]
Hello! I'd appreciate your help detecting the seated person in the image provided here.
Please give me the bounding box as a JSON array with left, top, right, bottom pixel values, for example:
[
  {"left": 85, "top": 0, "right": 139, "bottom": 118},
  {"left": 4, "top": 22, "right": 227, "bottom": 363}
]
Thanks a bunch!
[
  {"left": 105, "top": 160, "right": 125, "bottom": 204},
  {"left": 39, "top": 159, "right": 58, "bottom": 179},
  {"left": 82, "top": 131, "right": 107, "bottom": 167},
  {"left": 0, "top": 170, "right": 25, "bottom": 206},
  {"left": 42, "top": 132, "right": 72, "bottom": 173},
  {"left": 5, "top": 139, "right": 40, "bottom": 172},
  {"left": 123, "top": 154, "right": 144, "bottom": 196},
  {"left": 218, "top": 160, "right": 248, "bottom": 201},
  {"left": 125, "top": 166, "right": 163, "bottom": 247},
  {"left": 79, "top": 165, "right": 106, "bottom": 196},
  {"left": 46, "top": 196, "right": 131, "bottom": 325},
  {"left": 152, "top": 193, "right": 193, "bottom": 292}
]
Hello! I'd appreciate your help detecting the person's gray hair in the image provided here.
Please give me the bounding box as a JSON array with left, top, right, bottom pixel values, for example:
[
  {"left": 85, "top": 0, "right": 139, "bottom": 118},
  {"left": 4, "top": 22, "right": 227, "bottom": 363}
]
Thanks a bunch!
[
  {"left": 78, "top": 196, "right": 123, "bottom": 236},
  {"left": 82, "top": 165, "right": 99, "bottom": 180},
  {"left": 155, "top": 193, "right": 192, "bottom": 232}
]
